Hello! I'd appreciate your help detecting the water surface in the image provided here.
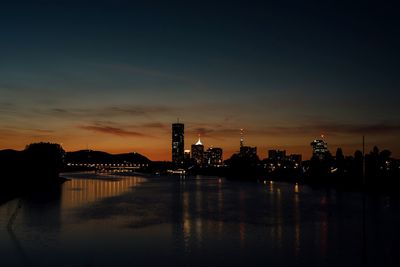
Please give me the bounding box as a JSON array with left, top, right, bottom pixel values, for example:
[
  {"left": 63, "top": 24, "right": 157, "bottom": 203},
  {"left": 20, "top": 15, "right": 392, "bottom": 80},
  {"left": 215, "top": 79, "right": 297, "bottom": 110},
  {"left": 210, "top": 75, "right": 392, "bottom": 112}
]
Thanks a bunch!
[{"left": 1, "top": 172, "right": 399, "bottom": 266}]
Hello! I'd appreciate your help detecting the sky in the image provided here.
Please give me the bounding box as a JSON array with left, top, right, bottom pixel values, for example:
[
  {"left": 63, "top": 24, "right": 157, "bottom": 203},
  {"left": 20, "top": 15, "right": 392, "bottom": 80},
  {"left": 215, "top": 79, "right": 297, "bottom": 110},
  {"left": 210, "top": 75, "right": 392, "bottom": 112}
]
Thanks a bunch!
[{"left": 0, "top": 0, "right": 399, "bottom": 160}]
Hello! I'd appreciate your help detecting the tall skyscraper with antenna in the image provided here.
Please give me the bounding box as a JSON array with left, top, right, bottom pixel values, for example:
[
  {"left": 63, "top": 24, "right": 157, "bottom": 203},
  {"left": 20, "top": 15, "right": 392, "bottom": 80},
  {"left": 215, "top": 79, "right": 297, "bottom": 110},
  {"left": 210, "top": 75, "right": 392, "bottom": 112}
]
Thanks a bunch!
[
  {"left": 172, "top": 122, "right": 184, "bottom": 165},
  {"left": 191, "top": 134, "right": 204, "bottom": 165},
  {"left": 310, "top": 134, "right": 328, "bottom": 160},
  {"left": 239, "top": 128, "right": 257, "bottom": 158},
  {"left": 240, "top": 128, "right": 244, "bottom": 148}
]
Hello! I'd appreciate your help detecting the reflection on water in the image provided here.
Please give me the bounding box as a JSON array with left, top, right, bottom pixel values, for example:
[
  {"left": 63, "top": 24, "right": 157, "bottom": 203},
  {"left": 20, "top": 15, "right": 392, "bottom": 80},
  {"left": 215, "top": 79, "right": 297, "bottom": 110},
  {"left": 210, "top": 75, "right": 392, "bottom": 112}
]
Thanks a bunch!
[
  {"left": 294, "top": 184, "right": 300, "bottom": 257},
  {"left": 61, "top": 173, "right": 146, "bottom": 209},
  {"left": 1, "top": 173, "right": 400, "bottom": 266}
]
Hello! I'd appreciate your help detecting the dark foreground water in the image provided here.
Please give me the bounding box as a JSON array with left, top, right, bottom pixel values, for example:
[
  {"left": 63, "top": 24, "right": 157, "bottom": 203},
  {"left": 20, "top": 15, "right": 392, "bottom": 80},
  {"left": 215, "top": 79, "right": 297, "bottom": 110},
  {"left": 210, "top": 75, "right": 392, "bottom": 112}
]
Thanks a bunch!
[{"left": 1, "top": 172, "right": 400, "bottom": 267}]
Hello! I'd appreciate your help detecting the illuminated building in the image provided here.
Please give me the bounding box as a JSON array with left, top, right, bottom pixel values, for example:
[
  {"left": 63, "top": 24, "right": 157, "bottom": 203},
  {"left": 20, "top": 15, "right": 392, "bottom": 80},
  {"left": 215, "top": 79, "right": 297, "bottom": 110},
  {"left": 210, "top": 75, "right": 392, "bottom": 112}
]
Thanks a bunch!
[
  {"left": 240, "top": 128, "right": 244, "bottom": 148},
  {"left": 311, "top": 138, "right": 328, "bottom": 159},
  {"left": 268, "top": 150, "right": 286, "bottom": 162},
  {"left": 239, "top": 129, "right": 257, "bottom": 157},
  {"left": 264, "top": 149, "right": 302, "bottom": 170},
  {"left": 172, "top": 123, "right": 184, "bottom": 165},
  {"left": 184, "top": 150, "right": 191, "bottom": 161},
  {"left": 205, "top": 147, "right": 223, "bottom": 166},
  {"left": 240, "top": 146, "right": 257, "bottom": 157},
  {"left": 191, "top": 136, "right": 204, "bottom": 165},
  {"left": 288, "top": 154, "right": 302, "bottom": 164}
]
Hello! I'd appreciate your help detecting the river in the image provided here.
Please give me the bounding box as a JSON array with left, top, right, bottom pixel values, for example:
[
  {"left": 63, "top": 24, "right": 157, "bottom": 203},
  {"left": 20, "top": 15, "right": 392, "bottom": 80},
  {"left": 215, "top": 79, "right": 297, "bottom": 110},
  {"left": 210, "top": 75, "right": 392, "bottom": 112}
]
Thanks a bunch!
[{"left": 0, "top": 172, "right": 399, "bottom": 266}]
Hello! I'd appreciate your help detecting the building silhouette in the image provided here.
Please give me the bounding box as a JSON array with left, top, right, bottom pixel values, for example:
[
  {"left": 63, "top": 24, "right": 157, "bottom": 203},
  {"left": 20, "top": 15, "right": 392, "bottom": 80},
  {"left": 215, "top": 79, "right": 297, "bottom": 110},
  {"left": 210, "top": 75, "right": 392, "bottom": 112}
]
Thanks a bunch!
[
  {"left": 191, "top": 136, "right": 204, "bottom": 165},
  {"left": 239, "top": 129, "right": 257, "bottom": 158},
  {"left": 311, "top": 138, "right": 328, "bottom": 159},
  {"left": 205, "top": 147, "right": 223, "bottom": 166},
  {"left": 288, "top": 154, "right": 302, "bottom": 165},
  {"left": 240, "top": 146, "right": 257, "bottom": 157},
  {"left": 268, "top": 150, "right": 286, "bottom": 162},
  {"left": 172, "top": 123, "right": 184, "bottom": 165},
  {"left": 184, "top": 150, "right": 191, "bottom": 161}
]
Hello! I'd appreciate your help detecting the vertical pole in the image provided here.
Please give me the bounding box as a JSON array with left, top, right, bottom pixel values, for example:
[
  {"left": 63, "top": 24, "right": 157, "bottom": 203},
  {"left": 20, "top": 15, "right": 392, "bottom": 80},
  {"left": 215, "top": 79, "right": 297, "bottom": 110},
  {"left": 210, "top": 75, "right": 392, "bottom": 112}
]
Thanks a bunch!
[
  {"left": 362, "top": 135, "right": 367, "bottom": 267},
  {"left": 240, "top": 128, "right": 244, "bottom": 148},
  {"left": 362, "top": 136, "right": 366, "bottom": 184}
]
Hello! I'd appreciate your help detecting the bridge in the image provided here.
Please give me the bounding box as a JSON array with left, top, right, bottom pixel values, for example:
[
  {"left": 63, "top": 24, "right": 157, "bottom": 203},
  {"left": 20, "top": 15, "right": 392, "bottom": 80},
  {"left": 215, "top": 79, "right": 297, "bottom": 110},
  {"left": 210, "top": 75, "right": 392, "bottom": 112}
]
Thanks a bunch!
[{"left": 66, "top": 162, "right": 149, "bottom": 171}]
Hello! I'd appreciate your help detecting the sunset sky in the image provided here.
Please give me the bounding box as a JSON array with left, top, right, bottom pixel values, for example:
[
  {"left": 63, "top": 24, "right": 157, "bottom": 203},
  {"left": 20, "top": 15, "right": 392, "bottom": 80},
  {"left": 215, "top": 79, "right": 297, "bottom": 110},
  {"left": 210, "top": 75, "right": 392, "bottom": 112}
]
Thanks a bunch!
[{"left": 1, "top": 0, "right": 399, "bottom": 160}]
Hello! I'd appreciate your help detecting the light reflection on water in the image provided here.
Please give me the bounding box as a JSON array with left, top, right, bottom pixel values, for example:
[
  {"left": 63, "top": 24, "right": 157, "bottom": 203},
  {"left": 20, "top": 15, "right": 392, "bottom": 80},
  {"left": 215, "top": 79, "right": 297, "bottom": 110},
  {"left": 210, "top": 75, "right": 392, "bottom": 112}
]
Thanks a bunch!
[
  {"left": 60, "top": 173, "right": 146, "bottom": 209},
  {"left": 0, "top": 173, "right": 400, "bottom": 266}
]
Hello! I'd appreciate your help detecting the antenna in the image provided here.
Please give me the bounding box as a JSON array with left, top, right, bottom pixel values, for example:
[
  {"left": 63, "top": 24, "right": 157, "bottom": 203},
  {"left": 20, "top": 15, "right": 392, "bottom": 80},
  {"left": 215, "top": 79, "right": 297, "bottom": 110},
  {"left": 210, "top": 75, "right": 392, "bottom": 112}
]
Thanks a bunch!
[
  {"left": 362, "top": 135, "right": 367, "bottom": 266},
  {"left": 362, "top": 135, "right": 365, "bottom": 183},
  {"left": 240, "top": 128, "right": 244, "bottom": 147}
]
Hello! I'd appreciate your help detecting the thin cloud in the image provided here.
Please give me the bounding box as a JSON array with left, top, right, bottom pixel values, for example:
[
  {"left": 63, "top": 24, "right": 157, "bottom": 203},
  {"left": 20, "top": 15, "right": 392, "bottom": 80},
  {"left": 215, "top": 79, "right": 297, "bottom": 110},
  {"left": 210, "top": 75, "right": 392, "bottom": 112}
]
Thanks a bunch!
[
  {"left": 141, "top": 122, "right": 167, "bottom": 129},
  {"left": 36, "top": 105, "right": 177, "bottom": 118},
  {"left": 257, "top": 123, "right": 400, "bottom": 136},
  {"left": 191, "top": 127, "right": 215, "bottom": 136},
  {"left": 105, "top": 106, "right": 174, "bottom": 116},
  {"left": 33, "top": 129, "right": 55, "bottom": 133},
  {"left": 185, "top": 122, "right": 400, "bottom": 140},
  {"left": 100, "top": 63, "right": 192, "bottom": 83},
  {"left": 185, "top": 126, "right": 241, "bottom": 141},
  {"left": 79, "top": 125, "right": 147, "bottom": 137},
  {"left": 0, "top": 102, "right": 16, "bottom": 112},
  {"left": 51, "top": 108, "right": 68, "bottom": 113},
  {"left": 331, "top": 123, "right": 400, "bottom": 135}
]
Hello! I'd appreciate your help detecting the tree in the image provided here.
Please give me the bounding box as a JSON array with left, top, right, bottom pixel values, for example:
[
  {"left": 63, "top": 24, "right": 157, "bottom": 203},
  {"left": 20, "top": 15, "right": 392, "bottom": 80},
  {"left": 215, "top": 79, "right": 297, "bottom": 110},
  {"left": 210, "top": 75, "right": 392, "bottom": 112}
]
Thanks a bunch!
[
  {"left": 335, "top": 148, "right": 345, "bottom": 174},
  {"left": 24, "top": 142, "right": 65, "bottom": 180},
  {"left": 379, "top": 149, "right": 391, "bottom": 162},
  {"left": 366, "top": 146, "right": 380, "bottom": 178}
]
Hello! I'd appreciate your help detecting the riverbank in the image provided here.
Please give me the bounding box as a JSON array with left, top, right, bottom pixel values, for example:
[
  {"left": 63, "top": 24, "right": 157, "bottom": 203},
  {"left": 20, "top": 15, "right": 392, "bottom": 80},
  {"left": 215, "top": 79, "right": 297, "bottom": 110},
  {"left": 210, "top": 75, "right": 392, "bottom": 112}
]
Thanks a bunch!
[
  {"left": 1, "top": 170, "right": 154, "bottom": 206},
  {"left": 0, "top": 176, "right": 68, "bottom": 206}
]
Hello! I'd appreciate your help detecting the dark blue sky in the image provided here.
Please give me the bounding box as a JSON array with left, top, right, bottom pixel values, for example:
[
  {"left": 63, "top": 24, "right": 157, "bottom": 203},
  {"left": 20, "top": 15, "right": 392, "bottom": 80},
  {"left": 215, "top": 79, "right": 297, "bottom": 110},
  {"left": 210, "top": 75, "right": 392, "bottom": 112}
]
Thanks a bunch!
[{"left": 1, "top": 0, "right": 399, "bottom": 159}]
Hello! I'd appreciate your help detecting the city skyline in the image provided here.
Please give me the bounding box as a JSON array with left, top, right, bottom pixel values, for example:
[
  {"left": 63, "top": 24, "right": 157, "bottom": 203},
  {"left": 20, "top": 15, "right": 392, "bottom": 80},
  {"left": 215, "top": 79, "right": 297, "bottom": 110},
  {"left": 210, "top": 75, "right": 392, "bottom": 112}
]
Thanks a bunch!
[
  {"left": 1, "top": 2, "right": 400, "bottom": 266},
  {"left": 1, "top": 1, "right": 400, "bottom": 160},
  {"left": 0, "top": 119, "right": 397, "bottom": 162}
]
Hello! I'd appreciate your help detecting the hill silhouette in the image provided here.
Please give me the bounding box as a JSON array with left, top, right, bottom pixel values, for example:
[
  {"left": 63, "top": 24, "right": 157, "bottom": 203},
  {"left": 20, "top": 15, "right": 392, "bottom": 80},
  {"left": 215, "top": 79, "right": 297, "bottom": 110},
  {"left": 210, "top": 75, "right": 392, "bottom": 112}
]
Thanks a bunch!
[
  {"left": 0, "top": 143, "right": 66, "bottom": 204},
  {"left": 0, "top": 145, "right": 151, "bottom": 204},
  {"left": 65, "top": 150, "right": 150, "bottom": 164}
]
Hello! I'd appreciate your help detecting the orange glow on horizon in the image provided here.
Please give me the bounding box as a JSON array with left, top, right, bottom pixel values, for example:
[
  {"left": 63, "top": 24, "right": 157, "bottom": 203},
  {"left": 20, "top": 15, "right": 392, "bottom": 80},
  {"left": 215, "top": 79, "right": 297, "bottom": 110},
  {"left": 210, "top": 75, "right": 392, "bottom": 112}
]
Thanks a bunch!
[{"left": 1, "top": 127, "right": 400, "bottom": 161}]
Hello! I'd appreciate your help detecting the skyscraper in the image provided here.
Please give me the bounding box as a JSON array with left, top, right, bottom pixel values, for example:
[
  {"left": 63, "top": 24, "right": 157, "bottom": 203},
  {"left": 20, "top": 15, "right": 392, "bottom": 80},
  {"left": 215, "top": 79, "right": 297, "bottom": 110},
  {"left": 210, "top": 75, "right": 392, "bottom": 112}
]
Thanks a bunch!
[
  {"left": 172, "top": 123, "right": 184, "bottom": 165},
  {"left": 268, "top": 150, "right": 286, "bottom": 162},
  {"left": 239, "top": 129, "right": 257, "bottom": 158},
  {"left": 311, "top": 138, "right": 328, "bottom": 159},
  {"left": 205, "top": 147, "right": 223, "bottom": 166},
  {"left": 191, "top": 136, "right": 204, "bottom": 166}
]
